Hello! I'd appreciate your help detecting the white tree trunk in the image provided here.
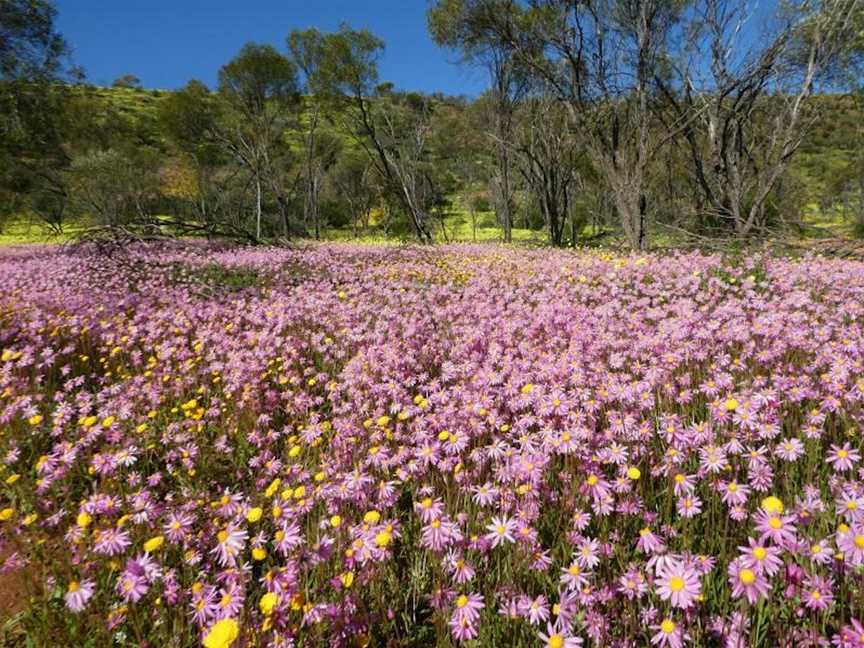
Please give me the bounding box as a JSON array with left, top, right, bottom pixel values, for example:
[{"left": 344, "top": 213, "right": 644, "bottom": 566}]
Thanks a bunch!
[{"left": 255, "top": 176, "right": 262, "bottom": 241}]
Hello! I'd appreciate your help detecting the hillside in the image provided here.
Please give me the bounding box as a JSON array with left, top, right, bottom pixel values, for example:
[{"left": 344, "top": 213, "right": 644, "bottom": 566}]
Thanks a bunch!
[
  {"left": 3, "top": 84, "right": 863, "bottom": 246},
  {"left": 73, "top": 85, "right": 864, "bottom": 234}
]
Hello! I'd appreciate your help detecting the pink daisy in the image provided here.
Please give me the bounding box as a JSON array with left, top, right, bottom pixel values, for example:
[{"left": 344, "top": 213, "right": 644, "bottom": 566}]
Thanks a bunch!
[
  {"left": 64, "top": 579, "right": 95, "bottom": 613},
  {"left": 827, "top": 443, "right": 860, "bottom": 471},
  {"left": 538, "top": 623, "right": 583, "bottom": 648},
  {"left": 728, "top": 557, "right": 770, "bottom": 604},
  {"left": 655, "top": 560, "right": 701, "bottom": 609},
  {"left": 485, "top": 515, "right": 517, "bottom": 548},
  {"left": 651, "top": 617, "right": 689, "bottom": 648}
]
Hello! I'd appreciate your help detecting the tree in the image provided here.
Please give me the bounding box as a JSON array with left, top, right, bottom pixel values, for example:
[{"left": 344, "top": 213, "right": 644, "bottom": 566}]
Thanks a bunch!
[
  {"left": 0, "top": 0, "right": 70, "bottom": 229},
  {"left": 0, "top": 0, "right": 67, "bottom": 81},
  {"left": 288, "top": 28, "right": 331, "bottom": 238},
  {"left": 319, "top": 25, "right": 435, "bottom": 242},
  {"left": 429, "top": 0, "right": 686, "bottom": 249},
  {"left": 364, "top": 90, "right": 441, "bottom": 242},
  {"left": 217, "top": 43, "right": 300, "bottom": 240},
  {"left": 157, "top": 80, "right": 226, "bottom": 226},
  {"left": 428, "top": 0, "right": 530, "bottom": 242},
  {"left": 659, "top": 0, "right": 863, "bottom": 235},
  {"left": 66, "top": 148, "right": 161, "bottom": 230},
  {"left": 329, "top": 150, "right": 379, "bottom": 236},
  {"left": 112, "top": 74, "right": 142, "bottom": 89},
  {"left": 513, "top": 95, "right": 584, "bottom": 246}
]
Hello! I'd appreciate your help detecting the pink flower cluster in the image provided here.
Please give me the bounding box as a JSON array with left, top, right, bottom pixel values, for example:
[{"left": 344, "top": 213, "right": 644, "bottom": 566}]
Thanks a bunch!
[{"left": 0, "top": 242, "right": 863, "bottom": 647}]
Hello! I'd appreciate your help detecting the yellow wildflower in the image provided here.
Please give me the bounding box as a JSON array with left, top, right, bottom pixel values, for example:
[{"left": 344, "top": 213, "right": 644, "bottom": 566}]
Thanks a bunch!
[
  {"left": 202, "top": 618, "right": 239, "bottom": 648},
  {"left": 143, "top": 535, "right": 164, "bottom": 553}
]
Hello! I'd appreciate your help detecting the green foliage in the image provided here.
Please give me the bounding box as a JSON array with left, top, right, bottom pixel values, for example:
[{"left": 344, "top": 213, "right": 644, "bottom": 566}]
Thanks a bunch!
[
  {"left": 0, "top": 0, "right": 68, "bottom": 81},
  {"left": 65, "top": 147, "right": 162, "bottom": 228},
  {"left": 157, "top": 80, "right": 218, "bottom": 153},
  {"left": 172, "top": 263, "right": 266, "bottom": 292},
  {"left": 218, "top": 43, "right": 299, "bottom": 116},
  {"left": 3, "top": 2, "right": 863, "bottom": 248}
]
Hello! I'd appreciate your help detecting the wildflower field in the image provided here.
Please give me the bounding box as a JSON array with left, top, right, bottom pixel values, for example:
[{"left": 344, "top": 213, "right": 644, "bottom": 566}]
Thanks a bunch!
[{"left": 2, "top": 242, "right": 864, "bottom": 648}]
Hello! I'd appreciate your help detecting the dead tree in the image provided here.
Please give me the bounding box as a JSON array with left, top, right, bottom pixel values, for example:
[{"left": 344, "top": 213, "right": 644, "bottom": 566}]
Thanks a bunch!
[
  {"left": 659, "top": 0, "right": 862, "bottom": 235},
  {"left": 476, "top": 0, "right": 686, "bottom": 249},
  {"left": 512, "top": 95, "right": 582, "bottom": 246}
]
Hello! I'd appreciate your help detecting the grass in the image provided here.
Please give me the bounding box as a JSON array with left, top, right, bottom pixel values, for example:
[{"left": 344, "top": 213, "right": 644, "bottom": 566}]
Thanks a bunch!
[
  {"left": 2, "top": 204, "right": 861, "bottom": 250},
  {"left": 0, "top": 220, "right": 77, "bottom": 247},
  {"left": 796, "top": 203, "right": 859, "bottom": 239},
  {"left": 436, "top": 210, "right": 545, "bottom": 243},
  {"left": 323, "top": 210, "right": 546, "bottom": 244}
]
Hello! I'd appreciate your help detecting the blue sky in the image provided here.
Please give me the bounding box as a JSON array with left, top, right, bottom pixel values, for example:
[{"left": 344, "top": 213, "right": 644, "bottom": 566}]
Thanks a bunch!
[{"left": 54, "top": 0, "right": 487, "bottom": 96}]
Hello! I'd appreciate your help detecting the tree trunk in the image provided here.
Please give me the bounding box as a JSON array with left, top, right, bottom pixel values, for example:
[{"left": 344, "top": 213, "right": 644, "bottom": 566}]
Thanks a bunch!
[
  {"left": 313, "top": 173, "right": 320, "bottom": 240},
  {"left": 494, "top": 97, "right": 514, "bottom": 243},
  {"left": 471, "top": 206, "right": 477, "bottom": 242},
  {"left": 637, "top": 193, "right": 647, "bottom": 250},
  {"left": 255, "top": 175, "right": 262, "bottom": 241},
  {"left": 498, "top": 146, "right": 513, "bottom": 243}
]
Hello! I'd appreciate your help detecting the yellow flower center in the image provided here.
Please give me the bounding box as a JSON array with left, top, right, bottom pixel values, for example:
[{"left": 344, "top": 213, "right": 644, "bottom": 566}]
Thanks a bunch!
[
  {"left": 548, "top": 635, "right": 564, "bottom": 648},
  {"left": 68, "top": 581, "right": 80, "bottom": 593},
  {"left": 768, "top": 517, "right": 782, "bottom": 530},
  {"left": 739, "top": 569, "right": 756, "bottom": 585},
  {"left": 855, "top": 535, "right": 864, "bottom": 550},
  {"left": 752, "top": 547, "right": 767, "bottom": 561},
  {"left": 660, "top": 619, "right": 676, "bottom": 634},
  {"left": 363, "top": 511, "right": 380, "bottom": 524},
  {"left": 456, "top": 595, "right": 468, "bottom": 608},
  {"left": 668, "top": 576, "right": 685, "bottom": 592},
  {"left": 375, "top": 531, "right": 392, "bottom": 547}
]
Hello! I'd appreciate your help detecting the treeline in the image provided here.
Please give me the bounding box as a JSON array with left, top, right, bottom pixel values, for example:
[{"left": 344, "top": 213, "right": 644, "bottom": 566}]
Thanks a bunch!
[{"left": 1, "top": 0, "right": 863, "bottom": 248}]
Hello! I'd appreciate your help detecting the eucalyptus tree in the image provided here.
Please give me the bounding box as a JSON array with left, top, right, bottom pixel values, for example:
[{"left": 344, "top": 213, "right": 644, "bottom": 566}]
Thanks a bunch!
[
  {"left": 288, "top": 28, "right": 334, "bottom": 238},
  {"left": 0, "top": 0, "right": 72, "bottom": 231},
  {"left": 318, "top": 26, "right": 435, "bottom": 242},
  {"left": 157, "top": 80, "right": 226, "bottom": 225},
  {"left": 658, "top": 0, "right": 863, "bottom": 235},
  {"left": 217, "top": 43, "right": 300, "bottom": 240},
  {"left": 513, "top": 94, "right": 584, "bottom": 246},
  {"left": 428, "top": 0, "right": 686, "bottom": 249},
  {"left": 329, "top": 150, "right": 379, "bottom": 236},
  {"left": 0, "top": 0, "right": 67, "bottom": 81},
  {"left": 428, "top": 0, "right": 531, "bottom": 242}
]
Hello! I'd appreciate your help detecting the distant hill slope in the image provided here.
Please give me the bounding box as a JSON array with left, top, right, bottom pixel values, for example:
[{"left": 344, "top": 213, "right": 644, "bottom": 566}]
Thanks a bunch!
[{"left": 77, "top": 84, "right": 862, "bottom": 209}]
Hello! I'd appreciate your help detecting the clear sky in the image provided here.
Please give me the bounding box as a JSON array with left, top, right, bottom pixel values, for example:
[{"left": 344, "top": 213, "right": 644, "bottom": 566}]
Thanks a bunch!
[{"left": 54, "top": 0, "right": 487, "bottom": 96}]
